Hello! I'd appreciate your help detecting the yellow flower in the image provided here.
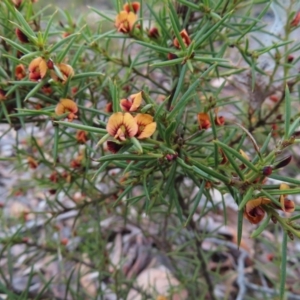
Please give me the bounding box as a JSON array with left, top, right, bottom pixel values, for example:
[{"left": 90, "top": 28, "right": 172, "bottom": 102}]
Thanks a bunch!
[
  {"left": 115, "top": 10, "right": 137, "bottom": 33},
  {"left": 55, "top": 99, "right": 78, "bottom": 121},
  {"left": 134, "top": 114, "right": 156, "bottom": 139},
  {"left": 106, "top": 112, "right": 138, "bottom": 141},
  {"left": 120, "top": 91, "right": 142, "bottom": 112}
]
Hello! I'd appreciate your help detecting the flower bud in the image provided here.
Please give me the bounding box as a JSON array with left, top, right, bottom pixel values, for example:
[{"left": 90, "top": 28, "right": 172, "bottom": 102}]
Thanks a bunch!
[
  {"left": 262, "top": 166, "right": 273, "bottom": 176},
  {"left": 47, "top": 59, "right": 54, "bottom": 69},
  {"left": 290, "top": 11, "right": 300, "bottom": 27},
  {"left": 287, "top": 55, "right": 294, "bottom": 63},
  {"left": 167, "top": 53, "right": 178, "bottom": 60},
  {"left": 148, "top": 27, "right": 160, "bottom": 39},
  {"left": 274, "top": 155, "right": 292, "bottom": 169},
  {"left": 15, "top": 28, "right": 29, "bottom": 43}
]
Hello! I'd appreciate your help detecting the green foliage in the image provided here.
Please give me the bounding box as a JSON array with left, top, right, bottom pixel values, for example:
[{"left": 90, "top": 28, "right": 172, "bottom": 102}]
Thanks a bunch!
[{"left": 1, "top": 0, "right": 300, "bottom": 299}]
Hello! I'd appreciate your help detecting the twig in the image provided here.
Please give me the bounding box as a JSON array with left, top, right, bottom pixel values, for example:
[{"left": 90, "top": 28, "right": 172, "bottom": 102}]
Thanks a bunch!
[
  {"left": 236, "top": 251, "right": 247, "bottom": 300},
  {"left": 245, "top": 281, "right": 300, "bottom": 300},
  {"left": 175, "top": 178, "right": 217, "bottom": 300}
]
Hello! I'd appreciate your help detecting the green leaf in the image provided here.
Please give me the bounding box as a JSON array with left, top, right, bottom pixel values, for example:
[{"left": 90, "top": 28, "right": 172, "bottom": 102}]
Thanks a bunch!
[
  {"left": 237, "top": 203, "right": 244, "bottom": 248},
  {"left": 48, "top": 32, "right": 80, "bottom": 53},
  {"left": 24, "top": 80, "right": 47, "bottom": 101},
  {"left": 168, "top": 78, "right": 200, "bottom": 120},
  {"left": 88, "top": 6, "right": 115, "bottom": 22},
  {"left": 12, "top": 8, "right": 36, "bottom": 37},
  {"left": 57, "top": 35, "right": 78, "bottom": 63},
  {"left": 269, "top": 174, "right": 300, "bottom": 185},
  {"left": 191, "top": 160, "right": 231, "bottom": 184},
  {"left": 143, "top": 176, "right": 151, "bottom": 212},
  {"left": 279, "top": 232, "right": 287, "bottom": 300},
  {"left": 94, "top": 153, "right": 163, "bottom": 162},
  {"left": 53, "top": 125, "right": 59, "bottom": 166},
  {"left": 151, "top": 57, "right": 185, "bottom": 68},
  {"left": 164, "top": 121, "right": 177, "bottom": 146},
  {"left": 163, "top": 162, "right": 177, "bottom": 197},
  {"left": 109, "top": 78, "right": 120, "bottom": 113},
  {"left": 222, "top": 148, "right": 245, "bottom": 181},
  {"left": 135, "top": 41, "right": 171, "bottom": 54},
  {"left": 284, "top": 85, "right": 291, "bottom": 139},
  {"left": 170, "top": 64, "right": 187, "bottom": 107},
  {"left": 0, "top": 36, "right": 30, "bottom": 54},
  {"left": 251, "top": 214, "right": 271, "bottom": 238},
  {"left": 185, "top": 180, "right": 205, "bottom": 226},
  {"left": 130, "top": 137, "right": 143, "bottom": 154},
  {"left": 72, "top": 72, "right": 104, "bottom": 80},
  {"left": 1, "top": 101, "right": 11, "bottom": 125},
  {"left": 43, "top": 10, "right": 58, "bottom": 43},
  {"left": 238, "top": 186, "right": 254, "bottom": 211},
  {"left": 113, "top": 185, "right": 133, "bottom": 207},
  {"left": 92, "top": 161, "right": 110, "bottom": 181},
  {"left": 194, "top": 11, "right": 233, "bottom": 48},
  {"left": 54, "top": 121, "right": 107, "bottom": 134},
  {"left": 214, "top": 140, "right": 259, "bottom": 172},
  {"left": 288, "top": 116, "right": 300, "bottom": 138},
  {"left": 168, "top": 1, "right": 186, "bottom": 50},
  {"left": 176, "top": 0, "right": 199, "bottom": 10}
]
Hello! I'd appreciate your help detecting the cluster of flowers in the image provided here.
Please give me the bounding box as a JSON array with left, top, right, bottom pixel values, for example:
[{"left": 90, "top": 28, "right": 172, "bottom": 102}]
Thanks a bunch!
[
  {"left": 114, "top": 2, "right": 192, "bottom": 51},
  {"left": 15, "top": 54, "right": 74, "bottom": 86},
  {"left": 106, "top": 92, "right": 156, "bottom": 153},
  {"left": 14, "top": 25, "right": 77, "bottom": 120},
  {"left": 115, "top": 2, "right": 226, "bottom": 130}
]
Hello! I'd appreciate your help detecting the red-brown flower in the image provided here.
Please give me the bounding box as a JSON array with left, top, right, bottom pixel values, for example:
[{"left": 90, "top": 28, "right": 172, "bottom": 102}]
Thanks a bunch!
[
  {"left": 148, "top": 27, "right": 160, "bottom": 39},
  {"left": 215, "top": 112, "right": 225, "bottom": 126},
  {"left": 107, "top": 141, "right": 122, "bottom": 153},
  {"left": 28, "top": 57, "right": 48, "bottom": 81},
  {"left": 51, "top": 63, "right": 74, "bottom": 84},
  {"left": 41, "top": 84, "right": 52, "bottom": 95},
  {"left": 105, "top": 102, "right": 113, "bottom": 113},
  {"left": 244, "top": 185, "right": 295, "bottom": 224},
  {"left": 0, "top": 89, "right": 6, "bottom": 101},
  {"left": 278, "top": 183, "right": 295, "bottom": 212},
  {"left": 123, "top": 2, "right": 140, "bottom": 13},
  {"left": 106, "top": 112, "right": 138, "bottom": 141},
  {"left": 244, "top": 197, "right": 271, "bottom": 224},
  {"left": 291, "top": 11, "right": 300, "bottom": 27},
  {"left": 120, "top": 91, "right": 142, "bottom": 112},
  {"left": 55, "top": 99, "right": 78, "bottom": 121},
  {"left": 15, "top": 28, "right": 29, "bottom": 43},
  {"left": 76, "top": 130, "right": 88, "bottom": 144},
  {"left": 173, "top": 29, "right": 191, "bottom": 49},
  {"left": 15, "top": 64, "right": 26, "bottom": 80},
  {"left": 197, "top": 113, "right": 210, "bottom": 130},
  {"left": 12, "top": 0, "right": 22, "bottom": 8},
  {"left": 27, "top": 156, "right": 39, "bottom": 169}
]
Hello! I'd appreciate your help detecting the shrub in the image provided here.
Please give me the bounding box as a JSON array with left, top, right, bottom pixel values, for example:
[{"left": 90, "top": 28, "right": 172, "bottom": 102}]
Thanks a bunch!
[{"left": 1, "top": 0, "right": 300, "bottom": 299}]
